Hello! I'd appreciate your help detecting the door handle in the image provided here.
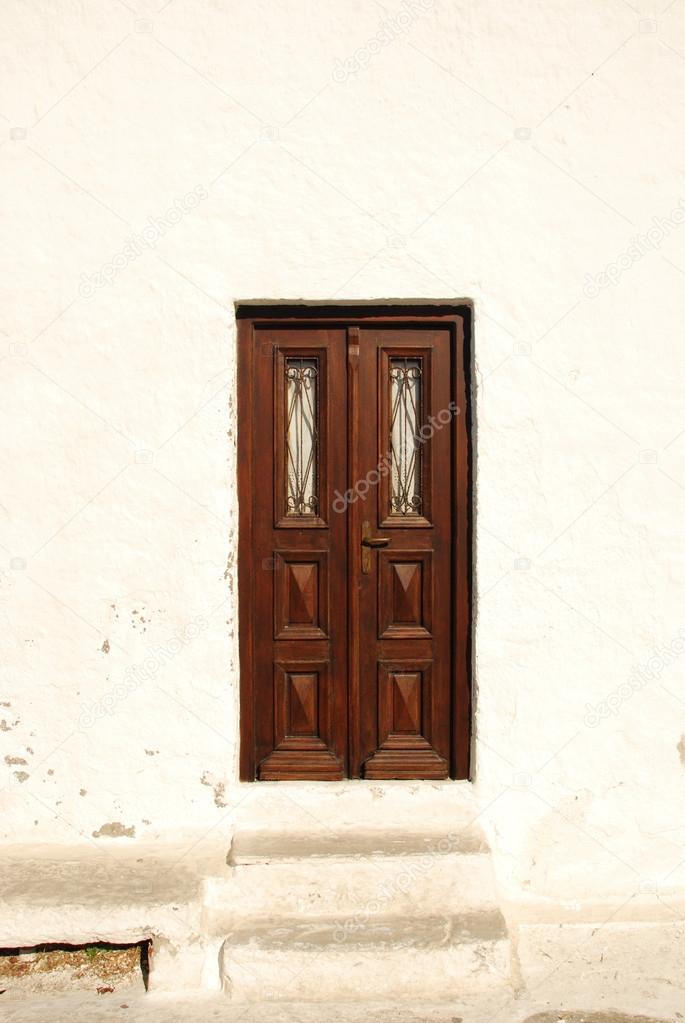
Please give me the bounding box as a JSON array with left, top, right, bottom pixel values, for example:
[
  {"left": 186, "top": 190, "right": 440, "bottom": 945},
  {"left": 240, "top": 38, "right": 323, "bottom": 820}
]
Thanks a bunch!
[{"left": 361, "top": 521, "right": 390, "bottom": 573}]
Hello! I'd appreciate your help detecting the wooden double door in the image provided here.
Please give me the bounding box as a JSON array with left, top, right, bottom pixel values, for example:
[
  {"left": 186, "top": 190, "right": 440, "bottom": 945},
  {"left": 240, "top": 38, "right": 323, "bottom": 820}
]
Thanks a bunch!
[{"left": 238, "top": 307, "right": 471, "bottom": 781}]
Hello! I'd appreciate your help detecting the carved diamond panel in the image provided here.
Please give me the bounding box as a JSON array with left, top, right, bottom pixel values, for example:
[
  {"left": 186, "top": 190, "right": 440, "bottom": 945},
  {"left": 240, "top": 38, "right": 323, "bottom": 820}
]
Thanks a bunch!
[
  {"left": 274, "top": 661, "right": 330, "bottom": 750},
  {"left": 378, "top": 662, "right": 428, "bottom": 747},
  {"left": 259, "top": 660, "right": 343, "bottom": 782},
  {"left": 285, "top": 672, "right": 318, "bottom": 736},
  {"left": 378, "top": 550, "right": 432, "bottom": 638},
  {"left": 392, "top": 672, "right": 421, "bottom": 734},
  {"left": 288, "top": 564, "right": 316, "bottom": 623},
  {"left": 274, "top": 551, "right": 329, "bottom": 639},
  {"left": 393, "top": 564, "right": 421, "bottom": 622},
  {"left": 363, "top": 660, "right": 448, "bottom": 780}
]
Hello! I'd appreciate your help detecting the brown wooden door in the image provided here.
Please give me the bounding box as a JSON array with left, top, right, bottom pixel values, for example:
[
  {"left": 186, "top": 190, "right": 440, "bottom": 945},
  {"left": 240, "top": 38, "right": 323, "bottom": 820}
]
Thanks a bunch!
[
  {"left": 238, "top": 307, "right": 470, "bottom": 781},
  {"left": 355, "top": 327, "right": 453, "bottom": 779}
]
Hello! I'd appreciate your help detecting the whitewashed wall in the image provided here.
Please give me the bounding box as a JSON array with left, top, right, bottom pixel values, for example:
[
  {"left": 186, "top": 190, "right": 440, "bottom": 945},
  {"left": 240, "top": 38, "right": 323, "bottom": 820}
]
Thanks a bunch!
[{"left": 2, "top": 0, "right": 685, "bottom": 917}]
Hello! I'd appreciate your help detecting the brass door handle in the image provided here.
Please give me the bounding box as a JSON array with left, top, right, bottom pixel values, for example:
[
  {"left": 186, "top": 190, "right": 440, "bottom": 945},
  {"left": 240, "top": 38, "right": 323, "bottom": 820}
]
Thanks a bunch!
[{"left": 361, "top": 521, "right": 390, "bottom": 573}]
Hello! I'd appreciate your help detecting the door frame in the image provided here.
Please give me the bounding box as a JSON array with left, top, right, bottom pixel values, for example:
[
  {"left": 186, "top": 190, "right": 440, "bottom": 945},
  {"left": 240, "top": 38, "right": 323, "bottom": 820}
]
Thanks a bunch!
[{"left": 236, "top": 303, "right": 473, "bottom": 781}]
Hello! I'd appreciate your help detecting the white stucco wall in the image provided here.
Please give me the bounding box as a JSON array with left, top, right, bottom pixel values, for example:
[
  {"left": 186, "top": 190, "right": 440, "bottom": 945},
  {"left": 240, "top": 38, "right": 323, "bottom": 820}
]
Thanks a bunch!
[{"left": 2, "top": 0, "right": 685, "bottom": 920}]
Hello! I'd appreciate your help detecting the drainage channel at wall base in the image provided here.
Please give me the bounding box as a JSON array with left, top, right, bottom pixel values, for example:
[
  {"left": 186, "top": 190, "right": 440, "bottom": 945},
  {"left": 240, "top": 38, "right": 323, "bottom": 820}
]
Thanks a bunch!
[{"left": 0, "top": 941, "right": 150, "bottom": 998}]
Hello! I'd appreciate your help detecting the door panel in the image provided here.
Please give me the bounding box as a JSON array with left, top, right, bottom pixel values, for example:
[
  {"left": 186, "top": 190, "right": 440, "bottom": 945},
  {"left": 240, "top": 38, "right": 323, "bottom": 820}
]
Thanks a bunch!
[
  {"left": 273, "top": 551, "right": 329, "bottom": 640},
  {"left": 238, "top": 310, "right": 470, "bottom": 782},
  {"left": 378, "top": 549, "right": 433, "bottom": 639},
  {"left": 252, "top": 327, "right": 348, "bottom": 780},
  {"left": 356, "top": 328, "right": 452, "bottom": 779}
]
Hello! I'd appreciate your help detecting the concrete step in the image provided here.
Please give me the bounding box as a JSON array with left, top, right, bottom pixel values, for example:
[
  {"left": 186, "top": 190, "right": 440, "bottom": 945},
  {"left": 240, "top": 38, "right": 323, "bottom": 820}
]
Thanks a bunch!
[
  {"left": 214, "top": 828, "right": 512, "bottom": 1001},
  {"left": 227, "top": 827, "right": 489, "bottom": 864},
  {"left": 0, "top": 827, "right": 511, "bottom": 999},
  {"left": 0, "top": 846, "right": 205, "bottom": 947},
  {"left": 0, "top": 843, "right": 226, "bottom": 992},
  {"left": 209, "top": 828, "right": 501, "bottom": 929},
  {"left": 218, "top": 912, "right": 512, "bottom": 1001},
  {"left": 206, "top": 852, "right": 499, "bottom": 924}
]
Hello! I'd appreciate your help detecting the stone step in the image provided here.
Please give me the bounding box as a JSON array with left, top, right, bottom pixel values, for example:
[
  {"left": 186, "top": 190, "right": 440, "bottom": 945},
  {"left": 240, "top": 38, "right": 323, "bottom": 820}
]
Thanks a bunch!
[
  {"left": 227, "top": 827, "right": 489, "bottom": 864},
  {"left": 0, "top": 847, "right": 205, "bottom": 948},
  {"left": 0, "top": 844, "right": 226, "bottom": 992},
  {"left": 210, "top": 827, "right": 500, "bottom": 927},
  {"left": 206, "top": 851, "right": 499, "bottom": 924},
  {"left": 218, "top": 912, "right": 512, "bottom": 1001}
]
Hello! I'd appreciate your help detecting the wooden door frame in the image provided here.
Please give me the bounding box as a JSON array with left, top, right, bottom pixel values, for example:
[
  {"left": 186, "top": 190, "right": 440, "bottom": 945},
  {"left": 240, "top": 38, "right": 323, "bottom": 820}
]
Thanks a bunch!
[{"left": 236, "top": 303, "right": 473, "bottom": 781}]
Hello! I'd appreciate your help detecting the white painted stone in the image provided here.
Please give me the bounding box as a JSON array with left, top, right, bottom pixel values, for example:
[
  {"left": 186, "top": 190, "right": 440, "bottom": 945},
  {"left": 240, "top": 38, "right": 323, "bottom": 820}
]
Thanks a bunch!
[
  {"left": 1, "top": 0, "right": 685, "bottom": 1001},
  {"left": 516, "top": 920, "right": 685, "bottom": 1003},
  {"left": 207, "top": 852, "right": 498, "bottom": 922},
  {"left": 219, "top": 914, "right": 512, "bottom": 1002}
]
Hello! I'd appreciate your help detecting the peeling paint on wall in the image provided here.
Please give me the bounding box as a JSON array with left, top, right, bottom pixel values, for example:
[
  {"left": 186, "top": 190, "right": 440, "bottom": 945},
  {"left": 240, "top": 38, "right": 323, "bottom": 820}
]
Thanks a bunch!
[
  {"left": 200, "top": 771, "right": 228, "bottom": 808},
  {"left": 92, "top": 822, "right": 136, "bottom": 839}
]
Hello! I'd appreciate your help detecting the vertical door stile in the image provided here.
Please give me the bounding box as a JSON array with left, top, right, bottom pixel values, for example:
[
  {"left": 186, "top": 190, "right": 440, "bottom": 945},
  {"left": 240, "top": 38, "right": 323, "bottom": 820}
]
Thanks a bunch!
[
  {"left": 453, "top": 313, "right": 471, "bottom": 779},
  {"left": 238, "top": 319, "right": 255, "bottom": 781},
  {"left": 347, "top": 326, "right": 361, "bottom": 777}
]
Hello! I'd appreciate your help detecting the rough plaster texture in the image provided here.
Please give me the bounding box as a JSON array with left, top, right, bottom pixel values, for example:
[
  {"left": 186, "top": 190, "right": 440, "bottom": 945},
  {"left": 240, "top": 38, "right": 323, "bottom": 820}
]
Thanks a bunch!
[
  {"left": 2, "top": 992, "right": 684, "bottom": 1023},
  {"left": 2, "top": 0, "right": 685, "bottom": 1000}
]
